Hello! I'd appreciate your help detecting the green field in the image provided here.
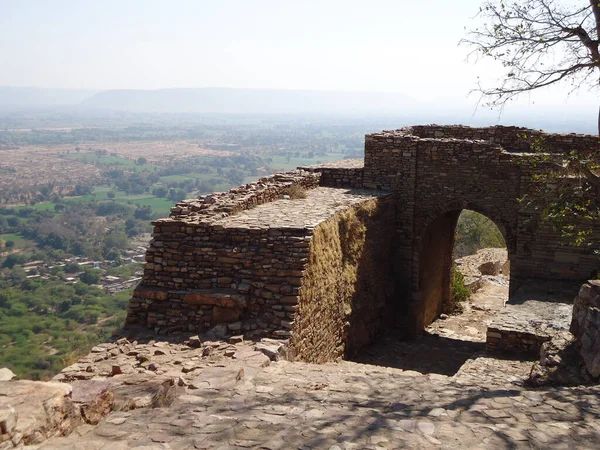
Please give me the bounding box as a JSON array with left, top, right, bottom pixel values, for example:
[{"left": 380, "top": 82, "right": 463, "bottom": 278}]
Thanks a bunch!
[
  {"left": 160, "top": 172, "right": 218, "bottom": 182},
  {"left": 1, "top": 233, "right": 22, "bottom": 242},
  {"left": 14, "top": 202, "right": 57, "bottom": 212},
  {"left": 115, "top": 196, "right": 175, "bottom": 216},
  {"left": 268, "top": 153, "right": 347, "bottom": 172},
  {"left": 0, "top": 233, "right": 34, "bottom": 249}
]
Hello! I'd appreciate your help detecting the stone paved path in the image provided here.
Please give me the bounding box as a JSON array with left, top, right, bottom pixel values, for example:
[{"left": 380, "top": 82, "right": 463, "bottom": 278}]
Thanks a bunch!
[
  {"left": 31, "top": 336, "right": 600, "bottom": 450},
  {"left": 214, "top": 187, "right": 384, "bottom": 229}
]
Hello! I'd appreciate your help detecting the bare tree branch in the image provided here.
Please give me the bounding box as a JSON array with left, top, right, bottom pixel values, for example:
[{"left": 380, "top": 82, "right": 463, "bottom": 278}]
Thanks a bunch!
[{"left": 462, "top": 0, "right": 600, "bottom": 131}]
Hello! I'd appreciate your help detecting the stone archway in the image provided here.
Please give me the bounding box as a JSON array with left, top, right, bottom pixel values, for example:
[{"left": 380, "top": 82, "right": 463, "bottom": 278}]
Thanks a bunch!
[{"left": 411, "top": 207, "right": 511, "bottom": 333}]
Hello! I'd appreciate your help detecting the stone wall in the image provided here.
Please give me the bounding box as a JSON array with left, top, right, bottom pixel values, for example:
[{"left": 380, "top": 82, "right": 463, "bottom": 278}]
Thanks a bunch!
[
  {"left": 363, "top": 125, "right": 599, "bottom": 332},
  {"left": 486, "top": 328, "right": 550, "bottom": 355},
  {"left": 289, "top": 196, "right": 396, "bottom": 362},
  {"left": 408, "top": 124, "right": 600, "bottom": 154},
  {"left": 299, "top": 158, "right": 364, "bottom": 188},
  {"left": 127, "top": 124, "right": 600, "bottom": 356},
  {"left": 127, "top": 171, "right": 320, "bottom": 336},
  {"left": 127, "top": 168, "right": 393, "bottom": 359}
]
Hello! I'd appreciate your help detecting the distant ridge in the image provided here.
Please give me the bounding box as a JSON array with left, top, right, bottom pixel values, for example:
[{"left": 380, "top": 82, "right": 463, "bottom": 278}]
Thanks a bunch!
[
  {"left": 0, "top": 86, "right": 101, "bottom": 108},
  {"left": 80, "top": 87, "right": 417, "bottom": 114}
]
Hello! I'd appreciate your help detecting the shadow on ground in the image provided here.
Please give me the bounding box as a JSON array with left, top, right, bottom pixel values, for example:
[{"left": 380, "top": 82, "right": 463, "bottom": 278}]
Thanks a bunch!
[{"left": 351, "top": 332, "right": 487, "bottom": 376}]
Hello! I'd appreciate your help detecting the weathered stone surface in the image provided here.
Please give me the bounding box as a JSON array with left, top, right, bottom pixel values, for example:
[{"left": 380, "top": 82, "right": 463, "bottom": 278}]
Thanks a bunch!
[
  {"left": 486, "top": 282, "right": 574, "bottom": 355},
  {"left": 0, "top": 380, "right": 80, "bottom": 445},
  {"left": 528, "top": 331, "right": 594, "bottom": 387},
  {"left": 71, "top": 380, "right": 114, "bottom": 425},
  {"left": 571, "top": 280, "right": 600, "bottom": 377},
  {"left": 36, "top": 338, "right": 600, "bottom": 450}
]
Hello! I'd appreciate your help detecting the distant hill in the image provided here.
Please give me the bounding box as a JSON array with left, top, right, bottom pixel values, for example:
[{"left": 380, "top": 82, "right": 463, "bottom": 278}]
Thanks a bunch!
[
  {"left": 0, "top": 86, "right": 101, "bottom": 108},
  {"left": 80, "top": 88, "right": 417, "bottom": 114}
]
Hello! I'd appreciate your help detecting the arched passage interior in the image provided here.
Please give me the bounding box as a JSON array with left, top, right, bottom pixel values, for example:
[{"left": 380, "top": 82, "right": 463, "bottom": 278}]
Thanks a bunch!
[{"left": 414, "top": 209, "right": 508, "bottom": 332}]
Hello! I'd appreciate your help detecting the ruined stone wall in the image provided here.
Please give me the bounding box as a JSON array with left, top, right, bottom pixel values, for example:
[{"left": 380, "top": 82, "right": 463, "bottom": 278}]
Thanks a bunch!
[
  {"left": 289, "top": 196, "right": 396, "bottom": 362},
  {"left": 299, "top": 159, "right": 364, "bottom": 188},
  {"left": 409, "top": 124, "right": 600, "bottom": 154},
  {"left": 127, "top": 124, "right": 599, "bottom": 354},
  {"left": 364, "top": 126, "right": 599, "bottom": 333},
  {"left": 127, "top": 171, "right": 320, "bottom": 335},
  {"left": 127, "top": 168, "right": 394, "bottom": 360},
  {"left": 128, "top": 221, "right": 311, "bottom": 335}
]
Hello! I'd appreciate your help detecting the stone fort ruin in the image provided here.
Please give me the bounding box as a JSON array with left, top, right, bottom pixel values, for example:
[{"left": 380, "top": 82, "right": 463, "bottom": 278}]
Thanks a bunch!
[{"left": 126, "top": 125, "right": 600, "bottom": 362}]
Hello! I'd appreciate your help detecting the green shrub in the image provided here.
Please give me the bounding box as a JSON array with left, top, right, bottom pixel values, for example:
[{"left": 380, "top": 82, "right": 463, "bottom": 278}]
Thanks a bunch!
[{"left": 446, "top": 264, "right": 469, "bottom": 314}]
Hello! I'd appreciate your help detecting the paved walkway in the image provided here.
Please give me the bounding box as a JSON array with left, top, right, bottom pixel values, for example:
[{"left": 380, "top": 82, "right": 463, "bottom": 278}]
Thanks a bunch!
[
  {"left": 32, "top": 336, "right": 600, "bottom": 450},
  {"left": 214, "top": 187, "right": 384, "bottom": 230}
]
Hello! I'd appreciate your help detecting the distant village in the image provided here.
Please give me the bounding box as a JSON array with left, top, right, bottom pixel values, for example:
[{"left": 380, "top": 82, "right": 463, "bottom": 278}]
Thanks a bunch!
[{"left": 20, "top": 245, "right": 148, "bottom": 293}]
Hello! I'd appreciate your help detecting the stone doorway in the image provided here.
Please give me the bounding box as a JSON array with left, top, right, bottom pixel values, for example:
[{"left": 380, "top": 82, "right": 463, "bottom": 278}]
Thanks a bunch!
[
  {"left": 353, "top": 210, "right": 513, "bottom": 376},
  {"left": 412, "top": 209, "right": 509, "bottom": 333}
]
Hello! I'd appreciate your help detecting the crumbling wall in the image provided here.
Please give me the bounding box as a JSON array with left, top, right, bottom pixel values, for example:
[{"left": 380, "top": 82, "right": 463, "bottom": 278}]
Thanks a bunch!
[
  {"left": 409, "top": 124, "right": 600, "bottom": 154},
  {"left": 289, "top": 196, "right": 396, "bottom": 362}
]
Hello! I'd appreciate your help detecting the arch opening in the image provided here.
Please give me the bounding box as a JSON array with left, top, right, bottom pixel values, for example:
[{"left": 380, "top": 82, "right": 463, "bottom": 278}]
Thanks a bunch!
[
  {"left": 353, "top": 209, "right": 510, "bottom": 375},
  {"left": 415, "top": 209, "right": 509, "bottom": 333}
]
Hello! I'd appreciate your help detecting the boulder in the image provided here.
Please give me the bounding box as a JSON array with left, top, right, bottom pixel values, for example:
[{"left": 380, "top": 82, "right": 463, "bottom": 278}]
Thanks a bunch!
[
  {"left": 255, "top": 338, "right": 287, "bottom": 361},
  {"left": 570, "top": 280, "right": 600, "bottom": 378},
  {"left": 478, "top": 260, "right": 502, "bottom": 276},
  {"left": 0, "top": 380, "right": 81, "bottom": 445},
  {"left": 527, "top": 331, "right": 593, "bottom": 387},
  {"left": 0, "top": 368, "right": 15, "bottom": 382}
]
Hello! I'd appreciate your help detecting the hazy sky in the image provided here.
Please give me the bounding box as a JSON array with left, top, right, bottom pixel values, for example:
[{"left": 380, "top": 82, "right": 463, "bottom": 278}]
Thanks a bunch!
[{"left": 0, "top": 0, "right": 595, "bottom": 106}]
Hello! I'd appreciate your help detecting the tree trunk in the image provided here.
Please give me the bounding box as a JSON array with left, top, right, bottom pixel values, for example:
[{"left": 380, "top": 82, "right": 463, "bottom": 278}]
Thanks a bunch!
[{"left": 598, "top": 105, "right": 600, "bottom": 136}]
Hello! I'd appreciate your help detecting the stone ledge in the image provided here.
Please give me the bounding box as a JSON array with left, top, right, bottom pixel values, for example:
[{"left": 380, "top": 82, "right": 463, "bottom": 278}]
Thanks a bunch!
[{"left": 486, "top": 299, "right": 573, "bottom": 355}]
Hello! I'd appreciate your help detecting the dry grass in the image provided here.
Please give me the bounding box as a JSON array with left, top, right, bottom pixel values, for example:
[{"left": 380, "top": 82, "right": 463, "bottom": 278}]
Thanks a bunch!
[
  {"left": 281, "top": 184, "right": 308, "bottom": 199},
  {"left": 290, "top": 198, "right": 383, "bottom": 363}
]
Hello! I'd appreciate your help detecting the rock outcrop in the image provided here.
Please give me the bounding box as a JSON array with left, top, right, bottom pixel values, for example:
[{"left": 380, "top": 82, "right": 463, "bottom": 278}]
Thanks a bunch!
[
  {"left": 527, "top": 331, "right": 594, "bottom": 387},
  {"left": 0, "top": 380, "right": 80, "bottom": 448}
]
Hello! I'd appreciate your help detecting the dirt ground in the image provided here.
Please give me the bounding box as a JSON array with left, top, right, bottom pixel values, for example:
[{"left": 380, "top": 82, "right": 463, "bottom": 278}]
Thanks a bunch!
[{"left": 427, "top": 275, "right": 509, "bottom": 343}]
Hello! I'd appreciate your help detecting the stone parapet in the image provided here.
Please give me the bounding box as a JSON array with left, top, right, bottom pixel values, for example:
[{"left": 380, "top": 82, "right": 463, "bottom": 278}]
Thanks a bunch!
[
  {"left": 486, "top": 292, "right": 573, "bottom": 355},
  {"left": 407, "top": 124, "right": 600, "bottom": 154},
  {"left": 299, "top": 158, "right": 364, "bottom": 188},
  {"left": 167, "top": 170, "right": 321, "bottom": 222}
]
